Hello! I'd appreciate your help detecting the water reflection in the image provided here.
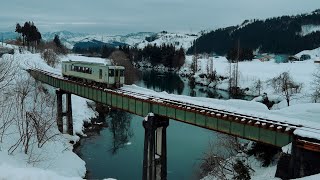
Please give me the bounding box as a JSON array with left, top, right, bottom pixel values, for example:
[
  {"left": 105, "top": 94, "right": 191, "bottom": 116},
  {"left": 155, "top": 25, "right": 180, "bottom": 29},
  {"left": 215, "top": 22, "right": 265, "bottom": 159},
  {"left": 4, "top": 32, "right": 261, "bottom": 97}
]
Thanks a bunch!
[
  {"left": 141, "top": 70, "right": 184, "bottom": 94},
  {"left": 108, "top": 109, "right": 133, "bottom": 155}
]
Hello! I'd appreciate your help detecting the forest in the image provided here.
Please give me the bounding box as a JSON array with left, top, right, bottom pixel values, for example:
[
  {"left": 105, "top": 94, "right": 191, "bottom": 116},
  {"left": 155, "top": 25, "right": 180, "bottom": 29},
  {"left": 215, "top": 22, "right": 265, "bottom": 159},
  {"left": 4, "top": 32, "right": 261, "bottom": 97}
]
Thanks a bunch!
[{"left": 187, "top": 9, "right": 320, "bottom": 55}]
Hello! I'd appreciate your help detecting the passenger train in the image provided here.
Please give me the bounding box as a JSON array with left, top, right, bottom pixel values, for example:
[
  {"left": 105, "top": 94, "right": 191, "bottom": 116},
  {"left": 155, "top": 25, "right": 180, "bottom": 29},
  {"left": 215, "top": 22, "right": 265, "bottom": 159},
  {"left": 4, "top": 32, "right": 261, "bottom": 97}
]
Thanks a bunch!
[{"left": 62, "top": 61, "right": 125, "bottom": 88}]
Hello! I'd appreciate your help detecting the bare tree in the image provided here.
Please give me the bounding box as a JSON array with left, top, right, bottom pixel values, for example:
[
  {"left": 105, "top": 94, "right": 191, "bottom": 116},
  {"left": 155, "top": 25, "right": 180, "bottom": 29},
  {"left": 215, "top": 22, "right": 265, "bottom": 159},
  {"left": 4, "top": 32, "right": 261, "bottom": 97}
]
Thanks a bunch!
[
  {"left": 254, "top": 79, "right": 262, "bottom": 96},
  {"left": 0, "top": 56, "right": 16, "bottom": 144},
  {"left": 8, "top": 76, "right": 59, "bottom": 155},
  {"left": 0, "top": 55, "right": 16, "bottom": 91},
  {"left": 109, "top": 50, "right": 141, "bottom": 84},
  {"left": 312, "top": 66, "right": 320, "bottom": 102},
  {"left": 41, "top": 49, "right": 60, "bottom": 67},
  {"left": 198, "top": 134, "right": 251, "bottom": 179},
  {"left": 269, "top": 71, "right": 302, "bottom": 106}
]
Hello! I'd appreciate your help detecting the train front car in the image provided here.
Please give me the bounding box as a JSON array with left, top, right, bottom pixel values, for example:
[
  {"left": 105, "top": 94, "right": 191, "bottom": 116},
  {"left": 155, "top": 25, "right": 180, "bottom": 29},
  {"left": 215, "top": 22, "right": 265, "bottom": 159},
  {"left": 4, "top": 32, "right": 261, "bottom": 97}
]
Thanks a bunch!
[
  {"left": 107, "top": 66, "right": 125, "bottom": 88},
  {"left": 62, "top": 61, "right": 125, "bottom": 89}
]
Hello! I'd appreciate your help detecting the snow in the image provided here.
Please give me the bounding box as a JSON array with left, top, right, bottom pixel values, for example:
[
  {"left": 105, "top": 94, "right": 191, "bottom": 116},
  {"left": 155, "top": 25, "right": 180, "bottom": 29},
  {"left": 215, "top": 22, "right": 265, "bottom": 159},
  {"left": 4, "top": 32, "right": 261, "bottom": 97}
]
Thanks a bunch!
[
  {"left": 295, "top": 47, "right": 320, "bottom": 60},
  {"left": 137, "top": 32, "right": 198, "bottom": 50},
  {"left": 61, "top": 54, "right": 112, "bottom": 65},
  {"left": 300, "top": 25, "right": 320, "bottom": 36},
  {"left": 42, "top": 31, "right": 197, "bottom": 50},
  {"left": 1, "top": 42, "right": 320, "bottom": 179},
  {"left": 0, "top": 163, "right": 82, "bottom": 180},
  {"left": 0, "top": 47, "right": 103, "bottom": 179},
  {"left": 295, "top": 173, "right": 320, "bottom": 180}
]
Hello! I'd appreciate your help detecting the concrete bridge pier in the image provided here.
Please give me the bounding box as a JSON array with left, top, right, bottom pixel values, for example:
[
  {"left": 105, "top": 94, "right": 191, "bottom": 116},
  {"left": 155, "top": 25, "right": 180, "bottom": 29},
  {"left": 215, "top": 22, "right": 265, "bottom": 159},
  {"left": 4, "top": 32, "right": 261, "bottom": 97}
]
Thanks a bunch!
[
  {"left": 142, "top": 114, "right": 169, "bottom": 180},
  {"left": 276, "top": 136, "right": 320, "bottom": 179},
  {"left": 56, "top": 89, "right": 73, "bottom": 135}
]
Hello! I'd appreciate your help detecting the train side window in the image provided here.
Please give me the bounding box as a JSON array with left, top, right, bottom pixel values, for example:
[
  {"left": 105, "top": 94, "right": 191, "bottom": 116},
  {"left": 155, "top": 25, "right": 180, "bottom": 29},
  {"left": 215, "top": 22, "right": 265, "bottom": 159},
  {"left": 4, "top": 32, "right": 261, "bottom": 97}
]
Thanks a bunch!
[
  {"left": 109, "top": 69, "right": 114, "bottom": 77},
  {"left": 120, "top": 70, "right": 124, "bottom": 76}
]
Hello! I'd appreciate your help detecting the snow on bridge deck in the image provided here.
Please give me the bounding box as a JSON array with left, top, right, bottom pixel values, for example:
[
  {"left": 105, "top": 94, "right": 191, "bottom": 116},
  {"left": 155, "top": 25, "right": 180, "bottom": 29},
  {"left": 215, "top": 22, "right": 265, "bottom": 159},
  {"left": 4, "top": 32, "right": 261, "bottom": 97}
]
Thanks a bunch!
[
  {"left": 120, "top": 85, "right": 320, "bottom": 140},
  {"left": 29, "top": 68, "right": 320, "bottom": 142}
]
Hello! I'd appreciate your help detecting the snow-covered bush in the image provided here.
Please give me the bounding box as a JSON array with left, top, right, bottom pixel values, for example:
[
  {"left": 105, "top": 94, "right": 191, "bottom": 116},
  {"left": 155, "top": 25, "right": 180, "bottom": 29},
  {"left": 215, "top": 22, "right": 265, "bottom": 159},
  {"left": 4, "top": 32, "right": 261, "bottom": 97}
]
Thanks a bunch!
[{"left": 41, "top": 49, "right": 60, "bottom": 67}]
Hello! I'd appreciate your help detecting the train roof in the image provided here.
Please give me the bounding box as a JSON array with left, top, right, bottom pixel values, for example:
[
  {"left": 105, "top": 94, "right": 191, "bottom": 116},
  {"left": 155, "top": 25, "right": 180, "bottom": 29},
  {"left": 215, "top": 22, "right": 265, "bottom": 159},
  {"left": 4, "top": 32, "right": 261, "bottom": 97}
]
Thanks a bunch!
[{"left": 62, "top": 60, "right": 124, "bottom": 68}]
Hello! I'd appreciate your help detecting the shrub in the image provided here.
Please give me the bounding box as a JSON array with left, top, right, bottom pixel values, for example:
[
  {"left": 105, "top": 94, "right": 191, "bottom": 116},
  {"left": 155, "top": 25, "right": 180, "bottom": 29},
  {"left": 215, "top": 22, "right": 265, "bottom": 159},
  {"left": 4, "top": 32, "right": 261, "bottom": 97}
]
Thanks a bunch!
[
  {"left": 233, "top": 159, "right": 251, "bottom": 180},
  {"left": 41, "top": 49, "right": 60, "bottom": 67},
  {"left": 246, "top": 142, "right": 281, "bottom": 166}
]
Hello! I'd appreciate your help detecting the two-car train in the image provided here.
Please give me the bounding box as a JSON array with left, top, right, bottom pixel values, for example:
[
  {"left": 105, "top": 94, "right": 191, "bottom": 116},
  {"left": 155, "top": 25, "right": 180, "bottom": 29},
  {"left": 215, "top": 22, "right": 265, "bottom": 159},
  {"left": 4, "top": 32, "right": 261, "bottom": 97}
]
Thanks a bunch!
[{"left": 62, "top": 61, "right": 125, "bottom": 88}]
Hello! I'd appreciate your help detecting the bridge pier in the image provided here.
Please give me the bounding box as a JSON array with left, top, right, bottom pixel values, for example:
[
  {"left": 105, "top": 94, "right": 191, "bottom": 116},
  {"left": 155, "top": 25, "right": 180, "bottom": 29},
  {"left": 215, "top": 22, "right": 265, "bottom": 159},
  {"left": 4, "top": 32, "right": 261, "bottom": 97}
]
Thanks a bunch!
[
  {"left": 56, "top": 89, "right": 73, "bottom": 135},
  {"left": 276, "top": 135, "right": 320, "bottom": 179},
  {"left": 142, "top": 114, "right": 169, "bottom": 180}
]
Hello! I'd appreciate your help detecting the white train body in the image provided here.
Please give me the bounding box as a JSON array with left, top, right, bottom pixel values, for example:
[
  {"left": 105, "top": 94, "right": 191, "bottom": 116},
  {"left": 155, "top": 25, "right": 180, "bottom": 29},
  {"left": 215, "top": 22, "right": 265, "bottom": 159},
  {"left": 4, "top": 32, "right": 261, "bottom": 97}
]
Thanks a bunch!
[{"left": 62, "top": 61, "right": 125, "bottom": 88}]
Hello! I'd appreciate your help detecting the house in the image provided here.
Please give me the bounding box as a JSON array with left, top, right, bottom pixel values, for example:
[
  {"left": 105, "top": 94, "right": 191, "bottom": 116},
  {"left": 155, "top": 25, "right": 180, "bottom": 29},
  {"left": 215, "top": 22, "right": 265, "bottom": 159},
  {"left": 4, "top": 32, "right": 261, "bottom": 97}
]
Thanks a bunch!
[
  {"left": 300, "top": 54, "right": 311, "bottom": 61},
  {"left": 288, "top": 56, "right": 299, "bottom": 62},
  {"left": 274, "top": 54, "right": 289, "bottom": 63},
  {"left": 255, "top": 54, "right": 273, "bottom": 62}
]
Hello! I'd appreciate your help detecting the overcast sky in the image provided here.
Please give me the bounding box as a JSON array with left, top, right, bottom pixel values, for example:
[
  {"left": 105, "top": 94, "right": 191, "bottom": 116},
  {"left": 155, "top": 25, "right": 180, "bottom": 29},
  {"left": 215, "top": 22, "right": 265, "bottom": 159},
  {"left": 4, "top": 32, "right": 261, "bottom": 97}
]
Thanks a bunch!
[{"left": 0, "top": 0, "right": 320, "bottom": 34}]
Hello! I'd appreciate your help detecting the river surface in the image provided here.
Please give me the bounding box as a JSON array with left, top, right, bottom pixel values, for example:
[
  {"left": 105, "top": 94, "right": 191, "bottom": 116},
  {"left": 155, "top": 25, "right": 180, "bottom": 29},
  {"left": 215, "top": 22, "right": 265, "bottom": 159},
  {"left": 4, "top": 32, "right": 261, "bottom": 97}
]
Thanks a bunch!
[{"left": 78, "top": 71, "right": 249, "bottom": 180}]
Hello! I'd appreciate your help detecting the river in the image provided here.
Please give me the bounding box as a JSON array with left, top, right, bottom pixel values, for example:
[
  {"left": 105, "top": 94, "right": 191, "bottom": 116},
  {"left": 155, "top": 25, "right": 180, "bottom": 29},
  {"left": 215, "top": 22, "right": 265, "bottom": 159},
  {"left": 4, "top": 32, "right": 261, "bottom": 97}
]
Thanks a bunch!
[{"left": 77, "top": 71, "right": 249, "bottom": 180}]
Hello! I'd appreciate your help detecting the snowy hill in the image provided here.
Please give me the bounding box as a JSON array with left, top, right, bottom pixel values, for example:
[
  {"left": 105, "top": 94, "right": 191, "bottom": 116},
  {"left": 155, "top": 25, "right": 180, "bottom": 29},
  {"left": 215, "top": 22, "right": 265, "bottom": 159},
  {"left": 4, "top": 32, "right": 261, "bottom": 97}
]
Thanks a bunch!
[
  {"left": 2, "top": 30, "right": 198, "bottom": 50},
  {"left": 137, "top": 31, "right": 198, "bottom": 50},
  {"left": 300, "top": 25, "right": 320, "bottom": 36},
  {"left": 66, "top": 31, "right": 198, "bottom": 50}
]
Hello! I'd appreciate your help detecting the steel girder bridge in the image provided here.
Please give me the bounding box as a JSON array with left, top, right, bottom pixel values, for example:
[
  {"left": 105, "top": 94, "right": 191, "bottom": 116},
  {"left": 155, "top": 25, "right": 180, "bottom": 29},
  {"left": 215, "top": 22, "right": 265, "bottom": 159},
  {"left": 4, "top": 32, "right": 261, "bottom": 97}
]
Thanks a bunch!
[{"left": 28, "top": 68, "right": 320, "bottom": 180}]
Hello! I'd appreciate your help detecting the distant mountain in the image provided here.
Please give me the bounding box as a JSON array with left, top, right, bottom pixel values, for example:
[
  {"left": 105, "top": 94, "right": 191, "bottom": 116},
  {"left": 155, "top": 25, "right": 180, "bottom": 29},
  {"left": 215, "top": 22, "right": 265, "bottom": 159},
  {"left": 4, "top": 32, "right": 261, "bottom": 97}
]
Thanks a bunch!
[
  {"left": 0, "top": 32, "right": 18, "bottom": 41},
  {"left": 42, "top": 30, "right": 89, "bottom": 41},
  {"left": 1, "top": 30, "right": 198, "bottom": 50},
  {"left": 73, "top": 39, "right": 128, "bottom": 50},
  {"left": 44, "top": 31, "right": 198, "bottom": 50},
  {"left": 188, "top": 9, "right": 320, "bottom": 55}
]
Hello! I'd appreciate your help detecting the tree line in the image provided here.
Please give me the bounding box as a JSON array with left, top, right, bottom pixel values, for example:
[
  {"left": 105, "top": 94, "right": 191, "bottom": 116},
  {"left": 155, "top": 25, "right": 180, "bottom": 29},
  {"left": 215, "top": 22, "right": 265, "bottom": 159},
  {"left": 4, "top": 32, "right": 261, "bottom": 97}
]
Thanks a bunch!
[
  {"left": 74, "top": 43, "right": 186, "bottom": 69},
  {"left": 15, "top": 21, "right": 42, "bottom": 49},
  {"left": 187, "top": 9, "right": 320, "bottom": 55}
]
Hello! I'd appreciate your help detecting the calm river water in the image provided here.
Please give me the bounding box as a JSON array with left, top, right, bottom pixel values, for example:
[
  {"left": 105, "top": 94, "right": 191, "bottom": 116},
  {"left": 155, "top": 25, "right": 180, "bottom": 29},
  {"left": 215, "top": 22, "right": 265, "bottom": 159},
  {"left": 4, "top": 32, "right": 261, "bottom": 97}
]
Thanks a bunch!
[{"left": 78, "top": 71, "right": 243, "bottom": 180}]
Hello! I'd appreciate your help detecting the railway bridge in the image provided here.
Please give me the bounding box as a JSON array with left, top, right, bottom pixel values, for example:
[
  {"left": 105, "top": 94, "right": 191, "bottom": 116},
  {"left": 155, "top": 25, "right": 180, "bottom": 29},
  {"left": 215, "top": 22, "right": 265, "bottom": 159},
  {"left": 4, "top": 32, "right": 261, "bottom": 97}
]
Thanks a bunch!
[{"left": 28, "top": 68, "right": 320, "bottom": 180}]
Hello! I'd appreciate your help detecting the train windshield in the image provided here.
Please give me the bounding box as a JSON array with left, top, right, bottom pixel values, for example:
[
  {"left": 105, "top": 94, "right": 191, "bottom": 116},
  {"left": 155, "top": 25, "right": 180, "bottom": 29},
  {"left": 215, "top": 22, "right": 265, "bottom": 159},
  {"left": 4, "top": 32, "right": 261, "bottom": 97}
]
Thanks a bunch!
[
  {"left": 120, "top": 70, "right": 124, "bottom": 76},
  {"left": 109, "top": 69, "right": 114, "bottom": 77}
]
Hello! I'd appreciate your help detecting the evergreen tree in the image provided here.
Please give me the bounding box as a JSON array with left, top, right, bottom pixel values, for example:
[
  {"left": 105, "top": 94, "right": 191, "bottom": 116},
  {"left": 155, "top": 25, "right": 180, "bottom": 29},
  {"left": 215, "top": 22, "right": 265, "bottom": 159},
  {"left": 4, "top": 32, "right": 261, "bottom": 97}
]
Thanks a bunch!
[{"left": 53, "top": 35, "right": 63, "bottom": 48}]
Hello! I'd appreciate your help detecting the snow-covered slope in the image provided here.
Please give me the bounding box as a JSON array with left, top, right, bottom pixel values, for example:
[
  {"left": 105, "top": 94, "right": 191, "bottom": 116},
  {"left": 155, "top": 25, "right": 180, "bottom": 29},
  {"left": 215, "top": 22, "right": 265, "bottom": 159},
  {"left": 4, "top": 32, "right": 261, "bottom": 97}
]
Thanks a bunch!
[
  {"left": 137, "top": 31, "right": 198, "bottom": 50},
  {"left": 0, "top": 46, "right": 100, "bottom": 179},
  {"left": 44, "top": 31, "right": 197, "bottom": 50},
  {"left": 295, "top": 47, "right": 320, "bottom": 59},
  {"left": 300, "top": 25, "right": 320, "bottom": 36}
]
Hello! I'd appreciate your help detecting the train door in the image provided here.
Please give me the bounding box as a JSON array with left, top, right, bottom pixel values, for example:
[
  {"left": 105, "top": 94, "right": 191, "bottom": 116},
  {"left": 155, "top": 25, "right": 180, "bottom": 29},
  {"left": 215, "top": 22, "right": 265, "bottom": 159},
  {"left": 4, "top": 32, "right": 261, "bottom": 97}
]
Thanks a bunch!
[
  {"left": 108, "top": 68, "right": 115, "bottom": 87},
  {"left": 99, "top": 69, "right": 102, "bottom": 79},
  {"left": 115, "top": 69, "right": 121, "bottom": 88}
]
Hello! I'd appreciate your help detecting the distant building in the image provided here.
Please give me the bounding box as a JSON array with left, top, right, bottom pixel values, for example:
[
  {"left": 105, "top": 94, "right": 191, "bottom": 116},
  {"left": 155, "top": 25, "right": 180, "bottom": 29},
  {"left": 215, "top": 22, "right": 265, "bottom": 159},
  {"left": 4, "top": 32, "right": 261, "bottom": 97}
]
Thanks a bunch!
[
  {"left": 255, "top": 54, "right": 273, "bottom": 62},
  {"left": 300, "top": 54, "right": 311, "bottom": 61},
  {"left": 288, "top": 56, "right": 299, "bottom": 62},
  {"left": 274, "top": 54, "right": 289, "bottom": 63}
]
